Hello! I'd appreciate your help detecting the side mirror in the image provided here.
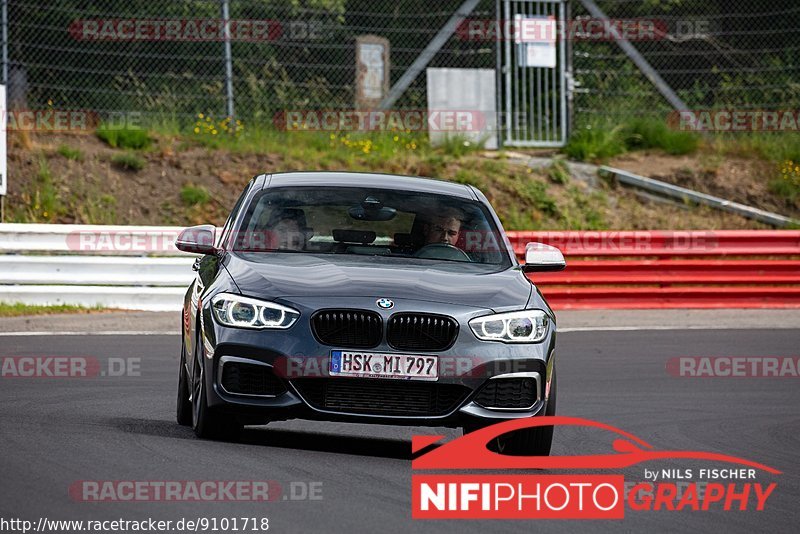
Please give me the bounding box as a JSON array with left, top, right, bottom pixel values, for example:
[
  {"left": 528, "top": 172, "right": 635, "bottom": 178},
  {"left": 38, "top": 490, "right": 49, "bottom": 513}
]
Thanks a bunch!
[
  {"left": 175, "top": 224, "right": 217, "bottom": 254},
  {"left": 522, "top": 242, "right": 566, "bottom": 272}
]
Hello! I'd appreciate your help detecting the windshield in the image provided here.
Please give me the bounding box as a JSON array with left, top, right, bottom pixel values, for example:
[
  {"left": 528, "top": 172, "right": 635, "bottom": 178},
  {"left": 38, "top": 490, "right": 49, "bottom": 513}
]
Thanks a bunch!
[{"left": 232, "top": 186, "right": 511, "bottom": 266}]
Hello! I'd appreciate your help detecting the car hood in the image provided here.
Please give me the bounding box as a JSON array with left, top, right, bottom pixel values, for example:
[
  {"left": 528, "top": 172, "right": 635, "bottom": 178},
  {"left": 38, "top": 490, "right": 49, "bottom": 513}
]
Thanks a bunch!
[{"left": 224, "top": 252, "right": 532, "bottom": 311}]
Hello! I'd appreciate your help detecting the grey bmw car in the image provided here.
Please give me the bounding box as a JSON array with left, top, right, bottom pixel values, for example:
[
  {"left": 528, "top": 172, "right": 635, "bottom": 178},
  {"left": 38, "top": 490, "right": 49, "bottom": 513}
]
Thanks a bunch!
[{"left": 175, "top": 172, "right": 565, "bottom": 455}]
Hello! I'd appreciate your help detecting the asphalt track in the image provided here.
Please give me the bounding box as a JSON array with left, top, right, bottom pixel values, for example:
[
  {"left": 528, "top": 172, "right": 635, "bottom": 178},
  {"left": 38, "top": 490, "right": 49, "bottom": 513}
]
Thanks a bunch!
[{"left": 1, "top": 328, "right": 798, "bottom": 533}]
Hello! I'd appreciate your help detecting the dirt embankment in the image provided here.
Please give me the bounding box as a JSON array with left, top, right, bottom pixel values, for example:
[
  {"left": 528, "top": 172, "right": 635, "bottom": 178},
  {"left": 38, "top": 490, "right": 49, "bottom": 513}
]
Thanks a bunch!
[
  {"left": 608, "top": 151, "right": 799, "bottom": 219},
  {"left": 4, "top": 132, "right": 789, "bottom": 230}
]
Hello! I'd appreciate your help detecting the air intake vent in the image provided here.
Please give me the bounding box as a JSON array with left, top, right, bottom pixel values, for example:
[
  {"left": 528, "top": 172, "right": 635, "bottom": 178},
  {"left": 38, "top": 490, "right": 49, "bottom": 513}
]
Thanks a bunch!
[
  {"left": 474, "top": 377, "right": 539, "bottom": 410},
  {"left": 387, "top": 313, "right": 458, "bottom": 351},
  {"left": 311, "top": 309, "right": 382, "bottom": 348},
  {"left": 292, "top": 378, "right": 470, "bottom": 416},
  {"left": 220, "top": 360, "right": 286, "bottom": 397}
]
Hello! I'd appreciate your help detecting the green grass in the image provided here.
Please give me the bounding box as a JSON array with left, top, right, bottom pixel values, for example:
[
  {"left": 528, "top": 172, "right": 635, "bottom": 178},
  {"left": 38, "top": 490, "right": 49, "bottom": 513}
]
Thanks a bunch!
[
  {"left": 547, "top": 158, "right": 571, "bottom": 184},
  {"left": 451, "top": 168, "right": 485, "bottom": 189},
  {"left": 0, "top": 302, "right": 105, "bottom": 317},
  {"left": 180, "top": 184, "right": 211, "bottom": 206},
  {"left": 711, "top": 133, "right": 800, "bottom": 164},
  {"left": 78, "top": 193, "right": 118, "bottom": 225},
  {"left": 153, "top": 119, "right": 434, "bottom": 170},
  {"left": 769, "top": 159, "right": 800, "bottom": 207},
  {"left": 110, "top": 152, "right": 146, "bottom": 171},
  {"left": 515, "top": 179, "right": 559, "bottom": 217},
  {"left": 438, "top": 135, "right": 485, "bottom": 158},
  {"left": 625, "top": 118, "right": 699, "bottom": 155},
  {"left": 769, "top": 177, "right": 800, "bottom": 206},
  {"left": 563, "top": 124, "right": 627, "bottom": 162},
  {"left": 96, "top": 124, "right": 152, "bottom": 149},
  {"left": 564, "top": 119, "right": 699, "bottom": 162},
  {"left": 561, "top": 187, "right": 608, "bottom": 230},
  {"left": 17, "top": 158, "right": 64, "bottom": 222},
  {"left": 57, "top": 144, "right": 84, "bottom": 161}
]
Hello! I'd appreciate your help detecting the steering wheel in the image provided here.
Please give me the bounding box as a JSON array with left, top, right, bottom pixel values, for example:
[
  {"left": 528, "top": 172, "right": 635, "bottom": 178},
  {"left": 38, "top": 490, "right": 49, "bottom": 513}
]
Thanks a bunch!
[{"left": 413, "top": 243, "right": 471, "bottom": 262}]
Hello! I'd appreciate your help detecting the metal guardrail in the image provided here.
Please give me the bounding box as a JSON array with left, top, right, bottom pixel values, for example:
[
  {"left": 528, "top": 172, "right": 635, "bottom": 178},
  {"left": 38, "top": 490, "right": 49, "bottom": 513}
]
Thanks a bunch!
[
  {"left": 537, "top": 287, "right": 800, "bottom": 310},
  {"left": 529, "top": 260, "right": 800, "bottom": 285},
  {"left": 0, "top": 224, "right": 186, "bottom": 255},
  {"left": 1, "top": 225, "right": 799, "bottom": 311},
  {"left": 599, "top": 167, "right": 800, "bottom": 228},
  {"left": 0, "top": 285, "right": 187, "bottom": 312},
  {"left": 0, "top": 256, "right": 193, "bottom": 286},
  {"left": 509, "top": 231, "right": 800, "bottom": 310},
  {"left": 506, "top": 230, "right": 800, "bottom": 257},
  {"left": 0, "top": 224, "right": 193, "bottom": 310}
]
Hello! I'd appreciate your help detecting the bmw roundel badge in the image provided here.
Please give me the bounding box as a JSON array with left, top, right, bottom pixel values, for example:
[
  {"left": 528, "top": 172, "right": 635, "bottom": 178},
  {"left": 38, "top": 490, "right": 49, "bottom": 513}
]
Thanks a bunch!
[{"left": 376, "top": 298, "right": 394, "bottom": 309}]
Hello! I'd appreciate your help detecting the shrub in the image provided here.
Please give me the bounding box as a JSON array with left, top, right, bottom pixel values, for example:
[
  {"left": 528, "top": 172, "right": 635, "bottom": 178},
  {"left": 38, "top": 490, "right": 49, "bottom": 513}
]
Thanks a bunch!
[
  {"left": 563, "top": 125, "right": 626, "bottom": 162},
  {"left": 96, "top": 124, "right": 152, "bottom": 149},
  {"left": 111, "top": 152, "right": 145, "bottom": 171},
  {"left": 769, "top": 160, "right": 800, "bottom": 207},
  {"left": 625, "top": 118, "right": 699, "bottom": 155},
  {"left": 180, "top": 184, "right": 211, "bottom": 206}
]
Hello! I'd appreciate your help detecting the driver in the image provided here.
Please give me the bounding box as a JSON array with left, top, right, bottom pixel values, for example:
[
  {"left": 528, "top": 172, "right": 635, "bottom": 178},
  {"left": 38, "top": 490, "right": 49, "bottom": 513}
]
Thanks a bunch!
[
  {"left": 263, "top": 208, "right": 311, "bottom": 251},
  {"left": 421, "top": 207, "right": 463, "bottom": 246}
]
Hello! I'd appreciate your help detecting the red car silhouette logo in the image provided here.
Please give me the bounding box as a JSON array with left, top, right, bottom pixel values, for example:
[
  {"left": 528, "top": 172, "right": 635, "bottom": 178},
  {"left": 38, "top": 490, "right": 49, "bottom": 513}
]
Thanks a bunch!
[{"left": 412, "top": 416, "right": 781, "bottom": 474}]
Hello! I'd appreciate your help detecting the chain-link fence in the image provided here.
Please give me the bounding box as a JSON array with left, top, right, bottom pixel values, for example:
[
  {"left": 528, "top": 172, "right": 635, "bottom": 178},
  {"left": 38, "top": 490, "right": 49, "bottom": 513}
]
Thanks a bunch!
[
  {"left": 7, "top": 0, "right": 497, "bottom": 126},
  {"left": 5, "top": 0, "right": 799, "bottom": 132},
  {"left": 571, "top": 0, "right": 800, "bottom": 127}
]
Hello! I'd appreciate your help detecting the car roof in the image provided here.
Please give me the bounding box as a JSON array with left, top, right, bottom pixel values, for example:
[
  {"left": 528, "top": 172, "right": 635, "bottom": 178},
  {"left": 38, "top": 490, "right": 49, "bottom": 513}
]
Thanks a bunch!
[{"left": 264, "top": 172, "right": 476, "bottom": 200}]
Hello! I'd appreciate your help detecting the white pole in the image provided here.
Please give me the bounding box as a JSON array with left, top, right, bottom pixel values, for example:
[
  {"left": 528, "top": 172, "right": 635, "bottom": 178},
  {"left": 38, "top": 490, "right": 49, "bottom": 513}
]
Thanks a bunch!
[{"left": 221, "top": 0, "right": 235, "bottom": 124}]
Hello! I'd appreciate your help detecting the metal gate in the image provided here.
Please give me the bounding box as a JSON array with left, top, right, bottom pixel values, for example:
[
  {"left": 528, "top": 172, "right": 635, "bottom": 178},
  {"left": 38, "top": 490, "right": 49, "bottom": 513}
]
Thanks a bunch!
[{"left": 498, "top": 0, "right": 569, "bottom": 147}]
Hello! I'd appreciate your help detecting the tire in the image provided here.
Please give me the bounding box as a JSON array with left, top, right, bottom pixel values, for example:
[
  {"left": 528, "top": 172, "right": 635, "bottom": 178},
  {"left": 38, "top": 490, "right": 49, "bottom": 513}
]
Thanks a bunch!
[
  {"left": 190, "top": 337, "right": 241, "bottom": 441},
  {"left": 176, "top": 341, "right": 192, "bottom": 426},
  {"left": 463, "top": 366, "right": 557, "bottom": 456}
]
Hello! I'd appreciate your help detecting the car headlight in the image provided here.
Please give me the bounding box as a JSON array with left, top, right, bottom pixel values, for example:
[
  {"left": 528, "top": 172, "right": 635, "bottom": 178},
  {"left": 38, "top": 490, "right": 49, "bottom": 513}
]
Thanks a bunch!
[
  {"left": 469, "top": 310, "right": 549, "bottom": 343},
  {"left": 210, "top": 293, "right": 300, "bottom": 330}
]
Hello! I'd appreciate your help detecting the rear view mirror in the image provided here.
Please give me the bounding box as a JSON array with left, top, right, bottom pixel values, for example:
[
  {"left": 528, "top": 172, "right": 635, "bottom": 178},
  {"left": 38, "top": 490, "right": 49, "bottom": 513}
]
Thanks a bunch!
[
  {"left": 348, "top": 196, "right": 397, "bottom": 221},
  {"left": 175, "top": 224, "right": 217, "bottom": 254},
  {"left": 522, "top": 242, "right": 566, "bottom": 272}
]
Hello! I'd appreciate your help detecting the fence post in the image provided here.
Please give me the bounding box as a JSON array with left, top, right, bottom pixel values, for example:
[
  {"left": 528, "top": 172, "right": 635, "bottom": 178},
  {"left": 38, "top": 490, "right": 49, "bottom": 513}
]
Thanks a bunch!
[
  {"left": 1, "top": 0, "right": 7, "bottom": 222},
  {"left": 221, "top": 0, "right": 235, "bottom": 123},
  {"left": 1, "top": 0, "right": 7, "bottom": 84}
]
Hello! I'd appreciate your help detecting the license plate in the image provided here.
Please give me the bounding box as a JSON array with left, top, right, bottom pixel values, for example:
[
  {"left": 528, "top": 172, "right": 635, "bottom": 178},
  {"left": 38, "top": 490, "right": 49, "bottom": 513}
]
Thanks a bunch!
[{"left": 330, "top": 351, "right": 438, "bottom": 381}]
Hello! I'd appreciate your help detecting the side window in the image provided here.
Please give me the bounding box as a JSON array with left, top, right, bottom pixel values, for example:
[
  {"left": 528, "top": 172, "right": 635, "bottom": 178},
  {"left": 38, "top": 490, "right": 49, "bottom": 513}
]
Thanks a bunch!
[{"left": 218, "top": 180, "right": 252, "bottom": 249}]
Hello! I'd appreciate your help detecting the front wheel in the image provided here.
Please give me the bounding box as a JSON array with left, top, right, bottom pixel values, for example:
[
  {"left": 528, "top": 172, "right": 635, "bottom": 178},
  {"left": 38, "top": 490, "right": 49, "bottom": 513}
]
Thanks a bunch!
[
  {"left": 176, "top": 341, "right": 192, "bottom": 426},
  {"left": 190, "top": 338, "right": 241, "bottom": 440}
]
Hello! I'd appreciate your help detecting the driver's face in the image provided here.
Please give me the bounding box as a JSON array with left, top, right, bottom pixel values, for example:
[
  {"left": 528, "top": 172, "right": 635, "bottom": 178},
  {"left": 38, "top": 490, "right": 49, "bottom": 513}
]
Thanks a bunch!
[
  {"left": 425, "top": 216, "right": 461, "bottom": 245},
  {"left": 272, "top": 219, "right": 305, "bottom": 251}
]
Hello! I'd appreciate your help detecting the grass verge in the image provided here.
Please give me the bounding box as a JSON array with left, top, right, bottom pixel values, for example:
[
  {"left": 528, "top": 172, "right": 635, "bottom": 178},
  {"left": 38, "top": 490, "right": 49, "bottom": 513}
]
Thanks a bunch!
[
  {"left": 96, "top": 124, "right": 152, "bottom": 150},
  {"left": 564, "top": 118, "right": 699, "bottom": 163},
  {"left": 0, "top": 302, "right": 107, "bottom": 317}
]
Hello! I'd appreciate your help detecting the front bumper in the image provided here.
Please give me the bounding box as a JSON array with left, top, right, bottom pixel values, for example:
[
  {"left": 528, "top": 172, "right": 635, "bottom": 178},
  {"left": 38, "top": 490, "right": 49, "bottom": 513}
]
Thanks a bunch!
[{"left": 199, "top": 296, "right": 557, "bottom": 428}]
